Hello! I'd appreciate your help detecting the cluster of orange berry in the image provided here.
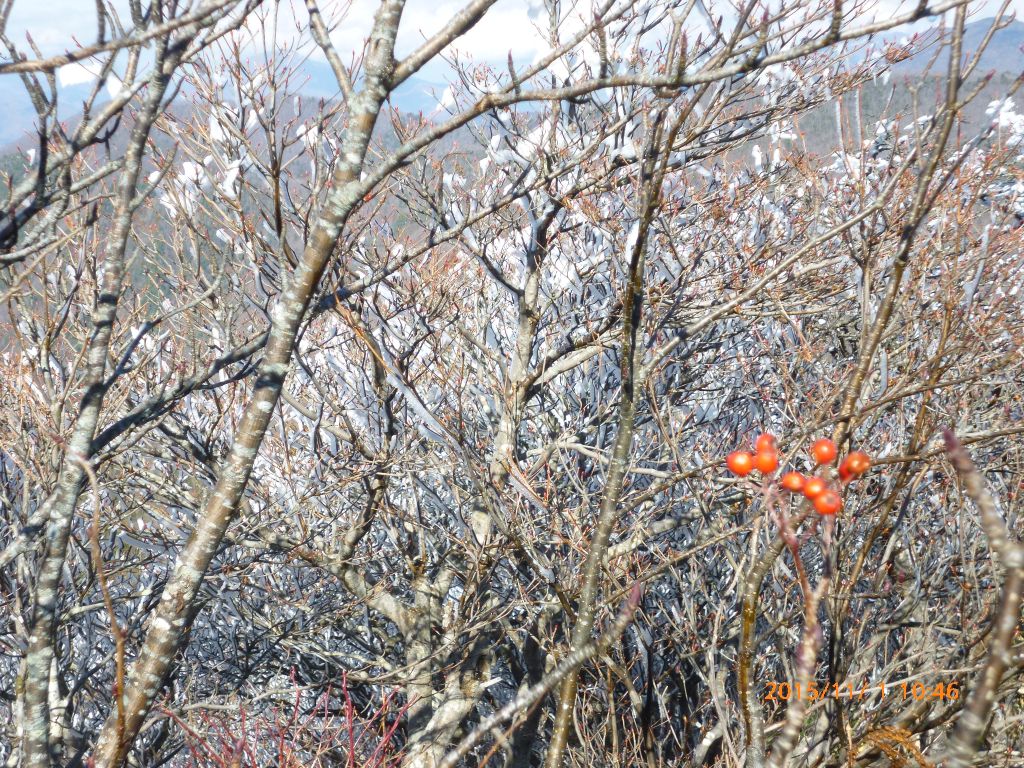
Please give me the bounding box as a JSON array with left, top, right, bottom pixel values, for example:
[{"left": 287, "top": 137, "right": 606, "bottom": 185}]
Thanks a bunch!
[{"left": 726, "top": 434, "right": 871, "bottom": 515}]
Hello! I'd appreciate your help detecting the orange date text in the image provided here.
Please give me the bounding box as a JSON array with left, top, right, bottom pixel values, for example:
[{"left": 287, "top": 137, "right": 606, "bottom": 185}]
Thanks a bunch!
[{"left": 763, "top": 680, "right": 960, "bottom": 703}]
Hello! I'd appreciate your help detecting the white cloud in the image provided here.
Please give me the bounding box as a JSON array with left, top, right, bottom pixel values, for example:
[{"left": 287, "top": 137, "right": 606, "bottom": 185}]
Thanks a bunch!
[
  {"left": 6, "top": 0, "right": 1023, "bottom": 78},
  {"left": 5, "top": 0, "right": 132, "bottom": 55},
  {"left": 310, "top": 0, "right": 546, "bottom": 79},
  {"left": 393, "top": 0, "right": 545, "bottom": 59},
  {"left": 57, "top": 61, "right": 101, "bottom": 88},
  {"left": 105, "top": 74, "right": 125, "bottom": 99},
  {"left": 315, "top": 0, "right": 1024, "bottom": 78}
]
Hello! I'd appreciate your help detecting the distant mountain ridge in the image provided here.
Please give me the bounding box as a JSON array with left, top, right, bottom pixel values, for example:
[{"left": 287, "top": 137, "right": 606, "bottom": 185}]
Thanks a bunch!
[
  {"left": 0, "top": 16, "right": 1021, "bottom": 150},
  {"left": 889, "top": 17, "right": 1024, "bottom": 75}
]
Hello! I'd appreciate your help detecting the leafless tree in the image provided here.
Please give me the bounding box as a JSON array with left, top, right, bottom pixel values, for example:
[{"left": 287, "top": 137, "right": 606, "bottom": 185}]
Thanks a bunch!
[{"left": 1, "top": 1, "right": 1022, "bottom": 767}]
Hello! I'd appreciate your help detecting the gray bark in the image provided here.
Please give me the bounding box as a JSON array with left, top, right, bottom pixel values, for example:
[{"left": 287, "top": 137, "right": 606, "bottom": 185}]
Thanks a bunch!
[
  {"left": 90, "top": 2, "right": 409, "bottom": 764},
  {"left": 21, "top": 46, "right": 178, "bottom": 768}
]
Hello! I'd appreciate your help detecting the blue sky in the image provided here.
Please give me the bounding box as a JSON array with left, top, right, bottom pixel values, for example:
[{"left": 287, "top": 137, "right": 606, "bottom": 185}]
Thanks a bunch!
[
  {"left": 5, "top": 0, "right": 1022, "bottom": 63},
  {"left": 0, "top": 0, "right": 1019, "bottom": 144}
]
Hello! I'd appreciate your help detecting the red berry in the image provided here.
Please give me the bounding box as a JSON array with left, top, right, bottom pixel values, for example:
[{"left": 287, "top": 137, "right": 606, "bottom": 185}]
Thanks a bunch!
[
  {"left": 814, "top": 489, "right": 842, "bottom": 515},
  {"left": 811, "top": 438, "right": 838, "bottom": 465},
  {"left": 752, "top": 450, "right": 779, "bottom": 474},
  {"left": 727, "top": 451, "right": 755, "bottom": 477},
  {"left": 803, "top": 476, "right": 827, "bottom": 499},
  {"left": 839, "top": 464, "right": 853, "bottom": 483},
  {"left": 780, "top": 471, "right": 806, "bottom": 492},
  {"left": 755, "top": 433, "right": 777, "bottom": 452},
  {"left": 841, "top": 451, "right": 871, "bottom": 478}
]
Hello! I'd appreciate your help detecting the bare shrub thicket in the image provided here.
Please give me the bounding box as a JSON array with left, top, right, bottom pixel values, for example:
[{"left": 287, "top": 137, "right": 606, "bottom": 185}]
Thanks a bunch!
[{"left": 1, "top": 0, "right": 1023, "bottom": 766}]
